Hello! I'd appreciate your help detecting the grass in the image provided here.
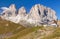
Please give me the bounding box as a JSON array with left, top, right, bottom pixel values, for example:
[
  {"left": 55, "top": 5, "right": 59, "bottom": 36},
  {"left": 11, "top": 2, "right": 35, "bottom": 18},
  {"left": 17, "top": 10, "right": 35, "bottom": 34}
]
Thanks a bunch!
[
  {"left": 42, "top": 27, "right": 60, "bottom": 39},
  {"left": 0, "top": 18, "right": 60, "bottom": 39},
  {"left": 7, "top": 26, "right": 43, "bottom": 39},
  {"left": 0, "top": 18, "right": 44, "bottom": 39},
  {"left": 0, "top": 18, "right": 25, "bottom": 38}
]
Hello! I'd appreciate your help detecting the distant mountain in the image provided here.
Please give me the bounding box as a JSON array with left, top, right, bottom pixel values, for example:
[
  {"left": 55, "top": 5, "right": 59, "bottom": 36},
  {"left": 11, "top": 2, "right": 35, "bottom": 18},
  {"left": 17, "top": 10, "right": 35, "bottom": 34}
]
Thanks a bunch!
[{"left": 0, "top": 4, "right": 58, "bottom": 27}]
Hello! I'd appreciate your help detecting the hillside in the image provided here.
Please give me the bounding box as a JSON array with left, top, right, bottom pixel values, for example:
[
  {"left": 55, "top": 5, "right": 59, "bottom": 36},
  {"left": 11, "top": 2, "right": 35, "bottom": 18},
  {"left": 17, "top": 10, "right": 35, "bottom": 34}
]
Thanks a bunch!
[
  {"left": 57, "top": 20, "right": 60, "bottom": 26},
  {"left": 0, "top": 18, "right": 60, "bottom": 39},
  {"left": 0, "top": 18, "right": 26, "bottom": 39},
  {"left": 4, "top": 25, "right": 60, "bottom": 39}
]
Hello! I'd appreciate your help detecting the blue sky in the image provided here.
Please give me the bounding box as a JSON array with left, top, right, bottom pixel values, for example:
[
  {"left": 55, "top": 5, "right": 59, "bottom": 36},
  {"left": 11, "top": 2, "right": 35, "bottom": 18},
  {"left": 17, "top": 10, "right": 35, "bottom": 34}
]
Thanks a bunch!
[{"left": 0, "top": 0, "right": 60, "bottom": 20}]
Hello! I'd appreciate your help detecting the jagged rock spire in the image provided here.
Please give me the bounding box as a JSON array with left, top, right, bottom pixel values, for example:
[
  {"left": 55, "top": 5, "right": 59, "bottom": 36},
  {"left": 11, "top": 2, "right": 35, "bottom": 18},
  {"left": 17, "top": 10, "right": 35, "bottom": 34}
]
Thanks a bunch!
[
  {"left": 0, "top": 4, "right": 58, "bottom": 27},
  {"left": 9, "top": 4, "right": 16, "bottom": 16},
  {"left": 18, "top": 7, "right": 26, "bottom": 17},
  {"left": 28, "top": 4, "right": 57, "bottom": 25}
]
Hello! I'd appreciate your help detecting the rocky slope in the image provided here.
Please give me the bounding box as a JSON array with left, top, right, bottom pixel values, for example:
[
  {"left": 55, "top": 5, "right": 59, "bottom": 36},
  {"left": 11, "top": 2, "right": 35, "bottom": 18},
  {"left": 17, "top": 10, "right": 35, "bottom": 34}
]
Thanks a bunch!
[{"left": 0, "top": 17, "right": 25, "bottom": 39}]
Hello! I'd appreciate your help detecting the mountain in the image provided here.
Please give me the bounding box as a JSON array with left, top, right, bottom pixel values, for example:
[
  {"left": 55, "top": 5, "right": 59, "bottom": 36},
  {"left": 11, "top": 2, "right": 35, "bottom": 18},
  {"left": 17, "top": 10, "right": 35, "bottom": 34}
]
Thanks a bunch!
[
  {"left": 27, "top": 4, "right": 57, "bottom": 26},
  {"left": 0, "top": 4, "right": 58, "bottom": 27},
  {"left": 0, "top": 4, "right": 27, "bottom": 23},
  {"left": 9, "top": 4, "right": 16, "bottom": 16},
  {"left": 0, "top": 4, "right": 17, "bottom": 21},
  {"left": 0, "top": 4, "right": 60, "bottom": 39},
  {"left": 18, "top": 7, "right": 27, "bottom": 17}
]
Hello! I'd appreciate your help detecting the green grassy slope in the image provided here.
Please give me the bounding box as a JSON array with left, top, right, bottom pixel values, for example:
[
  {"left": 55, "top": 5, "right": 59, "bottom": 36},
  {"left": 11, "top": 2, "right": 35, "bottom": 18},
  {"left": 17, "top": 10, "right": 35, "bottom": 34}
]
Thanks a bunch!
[
  {"left": 0, "top": 18, "right": 60, "bottom": 39},
  {"left": 0, "top": 18, "right": 43, "bottom": 39},
  {"left": 42, "top": 27, "right": 60, "bottom": 39},
  {"left": 0, "top": 18, "right": 25, "bottom": 38},
  {"left": 8, "top": 26, "right": 43, "bottom": 39}
]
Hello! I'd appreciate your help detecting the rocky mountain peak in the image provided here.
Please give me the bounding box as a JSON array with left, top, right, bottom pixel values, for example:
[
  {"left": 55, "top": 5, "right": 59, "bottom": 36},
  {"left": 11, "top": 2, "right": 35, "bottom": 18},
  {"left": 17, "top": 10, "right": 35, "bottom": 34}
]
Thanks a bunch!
[
  {"left": 28, "top": 4, "right": 57, "bottom": 26},
  {"left": 9, "top": 4, "right": 16, "bottom": 16},
  {"left": 0, "top": 4, "right": 58, "bottom": 27},
  {"left": 9, "top": 4, "right": 16, "bottom": 11},
  {"left": 18, "top": 7, "right": 26, "bottom": 17}
]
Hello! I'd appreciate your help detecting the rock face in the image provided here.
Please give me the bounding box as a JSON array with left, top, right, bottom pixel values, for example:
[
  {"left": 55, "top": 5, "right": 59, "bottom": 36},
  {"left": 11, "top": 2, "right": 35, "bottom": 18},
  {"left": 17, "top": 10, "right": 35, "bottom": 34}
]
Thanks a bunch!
[
  {"left": 28, "top": 4, "right": 57, "bottom": 26},
  {"left": 18, "top": 7, "right": 26, "bottom": 17},
  {"left": 9, "top": 4, "right": 16, "bottom": 16},
  {"left": 1, "top": 4, "right": 16, "bottom": 16},
  {"left": 0, "top": 4, "right": 58, "bottom": 27}
]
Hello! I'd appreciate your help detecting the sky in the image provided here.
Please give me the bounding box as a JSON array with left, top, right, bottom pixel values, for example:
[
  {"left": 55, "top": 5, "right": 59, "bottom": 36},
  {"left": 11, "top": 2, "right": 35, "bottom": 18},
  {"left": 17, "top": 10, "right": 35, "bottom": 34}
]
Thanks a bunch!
[{"left": 0, "top": 0, "right": 60, "bottom": 20}]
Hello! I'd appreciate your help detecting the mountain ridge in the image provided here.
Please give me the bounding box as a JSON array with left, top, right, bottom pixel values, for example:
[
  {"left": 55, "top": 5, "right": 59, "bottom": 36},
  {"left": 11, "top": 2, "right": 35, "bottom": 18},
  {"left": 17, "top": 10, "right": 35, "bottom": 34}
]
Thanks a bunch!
[{"left": 0, "top": 4, "right": 58, "bottom": 27}]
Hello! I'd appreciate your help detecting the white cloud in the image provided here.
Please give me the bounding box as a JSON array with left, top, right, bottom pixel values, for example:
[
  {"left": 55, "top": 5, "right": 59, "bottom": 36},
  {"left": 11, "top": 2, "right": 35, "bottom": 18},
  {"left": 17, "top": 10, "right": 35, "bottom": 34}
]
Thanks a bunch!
[{"left": 1, "top": 7, "right": 10, "bottom": 10}]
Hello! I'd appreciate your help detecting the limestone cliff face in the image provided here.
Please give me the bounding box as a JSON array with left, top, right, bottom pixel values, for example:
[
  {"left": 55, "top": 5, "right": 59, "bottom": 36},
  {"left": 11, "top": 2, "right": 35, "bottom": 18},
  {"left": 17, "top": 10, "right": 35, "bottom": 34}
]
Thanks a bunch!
[
  {"left": 28, "top": 4, "right": 57, "bottom": 25},
  {"left": 9, "top": 4, "right": 16, "bottom": 16},
  {"left": 0, "top": 4, "right": 17, "bottom": 20},
  {"left": 18, "top": 7, "right": 26, "bottom": 17},
  {"left": 0, "top": 4, "right": 58, "bottom": 27}
]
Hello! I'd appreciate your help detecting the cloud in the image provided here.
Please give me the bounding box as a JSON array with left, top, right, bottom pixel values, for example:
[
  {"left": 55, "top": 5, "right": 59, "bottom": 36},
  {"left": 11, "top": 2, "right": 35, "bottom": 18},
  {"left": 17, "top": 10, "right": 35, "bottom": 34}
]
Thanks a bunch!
[
  {"left": 1, "top": 7, "right": 10, "bottom": 10},
  {"left": 0, "top": 7, "right": 11, "bottom": 15}
]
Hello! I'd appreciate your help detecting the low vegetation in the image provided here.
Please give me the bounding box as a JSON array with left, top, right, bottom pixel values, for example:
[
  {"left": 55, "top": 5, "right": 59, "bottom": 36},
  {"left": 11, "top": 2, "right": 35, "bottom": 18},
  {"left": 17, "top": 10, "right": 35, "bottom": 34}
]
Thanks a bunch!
[
  {"left": 0, "top": 18, "right": 60, "bottom": 39},
  {"left": 42, "top": 27, "right": 60, "bottom": 39}
]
